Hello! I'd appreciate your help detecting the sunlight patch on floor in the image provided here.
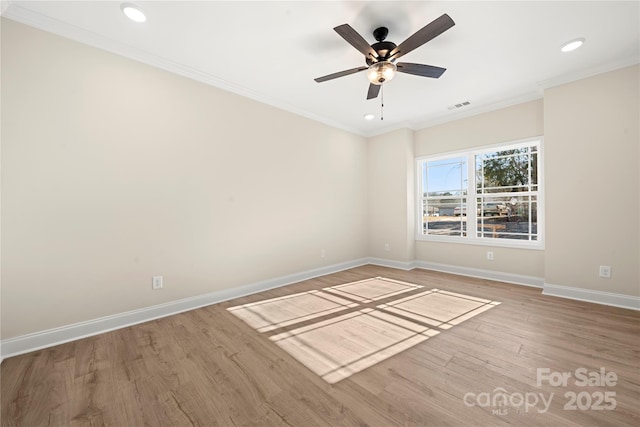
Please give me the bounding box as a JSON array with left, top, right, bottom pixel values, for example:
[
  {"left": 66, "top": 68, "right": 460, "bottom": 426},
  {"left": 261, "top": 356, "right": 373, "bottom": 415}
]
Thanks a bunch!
[
  {"left": 377, "top": 289, "right": 501, "bottom": 330},
  {"left": 322, "top": 277, "right": 423, "bottom": 303},
  {"left": 270, "top": 308, "right": 439, "bottom": 383},
  {"left": 227, "top": 290, "right": 358, "bottom": 332},
  {"left": 228, "top": 277, "right": 500, "bottom": 384}
]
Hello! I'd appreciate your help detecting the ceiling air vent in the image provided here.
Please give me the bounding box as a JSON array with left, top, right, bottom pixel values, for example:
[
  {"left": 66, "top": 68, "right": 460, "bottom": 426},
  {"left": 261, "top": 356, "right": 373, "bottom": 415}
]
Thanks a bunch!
[{"left": 448, "top": 101, "right": 471, "bottom": 110}]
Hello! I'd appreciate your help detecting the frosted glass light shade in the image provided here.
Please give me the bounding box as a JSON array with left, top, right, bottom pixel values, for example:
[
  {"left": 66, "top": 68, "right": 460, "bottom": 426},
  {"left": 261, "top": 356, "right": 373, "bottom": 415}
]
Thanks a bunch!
[{"left": 367, "top": 61, "right": 397, "bottom": 85}]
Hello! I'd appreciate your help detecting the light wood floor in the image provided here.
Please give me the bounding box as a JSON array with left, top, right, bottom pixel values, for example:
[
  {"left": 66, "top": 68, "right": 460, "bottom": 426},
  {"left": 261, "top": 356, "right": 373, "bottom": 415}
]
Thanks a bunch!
[{"left": 2, "top": 266, "right": 639, "bottom": 426}]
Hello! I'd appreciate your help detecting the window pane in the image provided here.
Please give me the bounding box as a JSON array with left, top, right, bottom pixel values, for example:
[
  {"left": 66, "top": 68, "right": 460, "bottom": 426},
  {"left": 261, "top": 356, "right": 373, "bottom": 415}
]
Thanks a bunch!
[
  {"left": 476, "top": 195, "right": 537, "bottom": 240},
  {"left": 424, "top": 198, "right": 467, "bottom": 236},
  {"left": 427, "top": 157, "right": 467, "bottom": 194},
  {"left": 421, "top": 156, "right": 468, "bottom": 237},
  {"left": 476, "top": 146, "right": 537, "bottom": 193}
]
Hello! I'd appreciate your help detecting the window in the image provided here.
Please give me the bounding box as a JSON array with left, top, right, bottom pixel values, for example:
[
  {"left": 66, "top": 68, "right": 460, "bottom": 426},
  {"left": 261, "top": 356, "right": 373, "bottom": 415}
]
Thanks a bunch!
[{"left": 417, "top": 138, "right": 543, "bottom": 248}]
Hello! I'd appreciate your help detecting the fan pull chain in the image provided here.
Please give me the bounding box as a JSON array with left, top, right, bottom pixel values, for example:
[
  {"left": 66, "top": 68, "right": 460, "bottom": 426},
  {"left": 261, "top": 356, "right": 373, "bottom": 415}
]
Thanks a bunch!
[{"left": 380, "top": 84, "right": 384, "bottom": 121}]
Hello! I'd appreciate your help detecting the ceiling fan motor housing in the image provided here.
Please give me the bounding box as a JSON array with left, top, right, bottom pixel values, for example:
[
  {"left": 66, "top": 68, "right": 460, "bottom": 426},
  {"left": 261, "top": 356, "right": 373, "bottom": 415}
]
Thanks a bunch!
[{"left": 366, "top": 41, "right": 397, "bottom": 65}]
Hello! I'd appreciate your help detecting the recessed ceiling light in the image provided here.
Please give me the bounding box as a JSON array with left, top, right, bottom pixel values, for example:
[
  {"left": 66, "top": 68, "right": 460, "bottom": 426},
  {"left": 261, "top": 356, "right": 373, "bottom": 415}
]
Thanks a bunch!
[
  {"left": 364, "top": 113, "right": 375, "bottom": 121},
  {"left": 121, "top": 3, "right": 146, "bottom": 23},
  {"left": 561, "top": 38, "right": 585, "bottom": 53}
]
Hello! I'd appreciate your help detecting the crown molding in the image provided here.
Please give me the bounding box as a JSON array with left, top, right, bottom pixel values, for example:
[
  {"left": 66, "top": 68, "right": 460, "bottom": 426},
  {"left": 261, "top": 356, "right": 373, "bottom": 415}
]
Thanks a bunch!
[
  {"left": 2, "top": 3, "right": 364, "bottom": 137},
  {"left": 537, "top": 55, "right": 640, "bottom": 90},
  {"left": 3, "top": 3, "right": 638, "bottom": 141},
  {"left": 406, "top": 90, "right": 544, "bottom": 133},
  {"left": 400, "top": 55, "right": 639, "bottom": 134}
]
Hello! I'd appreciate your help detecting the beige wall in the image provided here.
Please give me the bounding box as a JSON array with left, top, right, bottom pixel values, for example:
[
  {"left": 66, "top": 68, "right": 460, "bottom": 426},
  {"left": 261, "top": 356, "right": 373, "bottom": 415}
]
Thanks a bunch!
[
  {"left": 413, "top": 100, "right": 546, "bottom": 278},
  {"left": 0, "top": 18, "right": 4, "bottom": 349},
  {"left": 371, "top": 67, "right": 639, "bottom": 294},
  {"left": 367, "top": 128, "right": 415, "bottom": 262},
  {"left": 1, "top": 20, "right": 368, "bottom": 339},
  {"left": 414, "top": 100, "right": 545, "bottom": 157},
  {"left": 544, "top": 65, "right": 639, "bottom": 296},
  {"left": 2, "top": 19, "right": 638, "bottom": 342}
]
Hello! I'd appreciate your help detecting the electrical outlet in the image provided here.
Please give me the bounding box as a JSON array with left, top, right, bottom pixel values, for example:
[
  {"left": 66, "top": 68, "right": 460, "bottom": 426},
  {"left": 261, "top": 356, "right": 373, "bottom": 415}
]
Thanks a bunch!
[
  {"left": 599, "top": 266, "right": 612, "bottom": 279},
  {"left": 384, "top": 243, "right": 391, "bottom": 252},
  {"left": 320, "top": 249, "right": 326, "bottom": 258},
  {"left": 152, "top": 276, "right": 163, "bottom": 289},
  {"left": 487, "top": 251, "right": 494, "bottom": 261}
]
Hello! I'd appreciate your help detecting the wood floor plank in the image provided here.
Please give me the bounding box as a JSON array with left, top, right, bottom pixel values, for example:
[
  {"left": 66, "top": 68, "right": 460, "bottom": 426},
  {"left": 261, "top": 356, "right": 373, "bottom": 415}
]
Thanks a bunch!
[{"left": 2, "top": 266, "right": 639, "bottom": 426}]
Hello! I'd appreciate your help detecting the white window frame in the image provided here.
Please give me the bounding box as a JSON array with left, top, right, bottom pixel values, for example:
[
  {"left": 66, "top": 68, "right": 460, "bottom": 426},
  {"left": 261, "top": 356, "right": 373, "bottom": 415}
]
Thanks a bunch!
[{"left": 416, "top": 137, "right": 544, "bottom": 249}]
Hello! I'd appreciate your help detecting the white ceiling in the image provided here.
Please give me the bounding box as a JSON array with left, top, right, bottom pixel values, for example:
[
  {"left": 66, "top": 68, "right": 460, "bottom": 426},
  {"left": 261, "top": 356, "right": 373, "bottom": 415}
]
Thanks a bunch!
[{"left": 3, "top": 1, "right": 639, "bottom": 136}]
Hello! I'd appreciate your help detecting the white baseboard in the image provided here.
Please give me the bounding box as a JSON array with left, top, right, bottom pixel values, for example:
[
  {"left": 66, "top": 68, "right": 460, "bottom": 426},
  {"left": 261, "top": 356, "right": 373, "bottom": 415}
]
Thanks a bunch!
[
  {"left": 4, "top": 257, "right": 637, "bottom": 361},
  {"left": 543, "top": 283, "right": 640, "bottom": 311},
  {"left": 413, "top": 260, "right": 545, "bottom": 288},
  {"left": 0, "top": 258, "right": 369, "bottom": 360},
  {"left": 366, "top": 257, "right": 419, "bottom": 271}
]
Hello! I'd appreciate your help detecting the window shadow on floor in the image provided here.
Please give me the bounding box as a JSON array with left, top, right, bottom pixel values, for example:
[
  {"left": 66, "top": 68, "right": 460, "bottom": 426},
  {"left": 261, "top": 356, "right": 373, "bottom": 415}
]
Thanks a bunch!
[{"left": 228, "top": 277, "right": 500, "bottom": 384}]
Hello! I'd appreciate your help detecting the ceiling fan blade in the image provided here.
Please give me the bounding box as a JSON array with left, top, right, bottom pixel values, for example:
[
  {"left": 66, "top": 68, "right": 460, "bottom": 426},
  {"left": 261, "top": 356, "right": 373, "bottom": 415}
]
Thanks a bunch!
[
  {"left": 367, "top": 83, "right": 381, "bottom": 100},
  {"left": 334, "top": 24, "right": 379, "bottom": 60},
  {"left": 314, "top": 66, "right": 367, "bottom": 83},
  {"left": 389, "top": 14, "right": 455, "bottom": 60},
  {"left": 396, "top": 62, "right": 446, "bottom": 78}
]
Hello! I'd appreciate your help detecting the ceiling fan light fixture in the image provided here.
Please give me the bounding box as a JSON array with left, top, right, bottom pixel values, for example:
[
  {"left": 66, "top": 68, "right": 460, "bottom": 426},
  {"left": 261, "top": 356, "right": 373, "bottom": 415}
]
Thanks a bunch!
[
  {"left": 121, "top": 3, "right": 147, "bottom": 23},
  {"left": 364, "top": 113, "right": 375, "bottom": 121},
  {"left": 561, "top": 38, "right": 585, "bottom": 53},
  {"left": 367, "top": 61, "right": 397, "bottom": 85}
]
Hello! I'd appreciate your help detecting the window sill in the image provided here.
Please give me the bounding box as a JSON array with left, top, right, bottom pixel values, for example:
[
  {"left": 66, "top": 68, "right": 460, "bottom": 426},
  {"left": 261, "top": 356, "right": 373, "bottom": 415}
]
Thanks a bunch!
[{"left": 415, "top": 234, "right": 544, "bottom": 250}]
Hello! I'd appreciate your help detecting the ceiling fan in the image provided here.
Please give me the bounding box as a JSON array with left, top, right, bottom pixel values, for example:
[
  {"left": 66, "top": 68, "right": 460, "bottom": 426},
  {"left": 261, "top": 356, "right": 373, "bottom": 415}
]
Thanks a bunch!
[{"left": 314, "top": 14, "right": 455, "bottom": 100}]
